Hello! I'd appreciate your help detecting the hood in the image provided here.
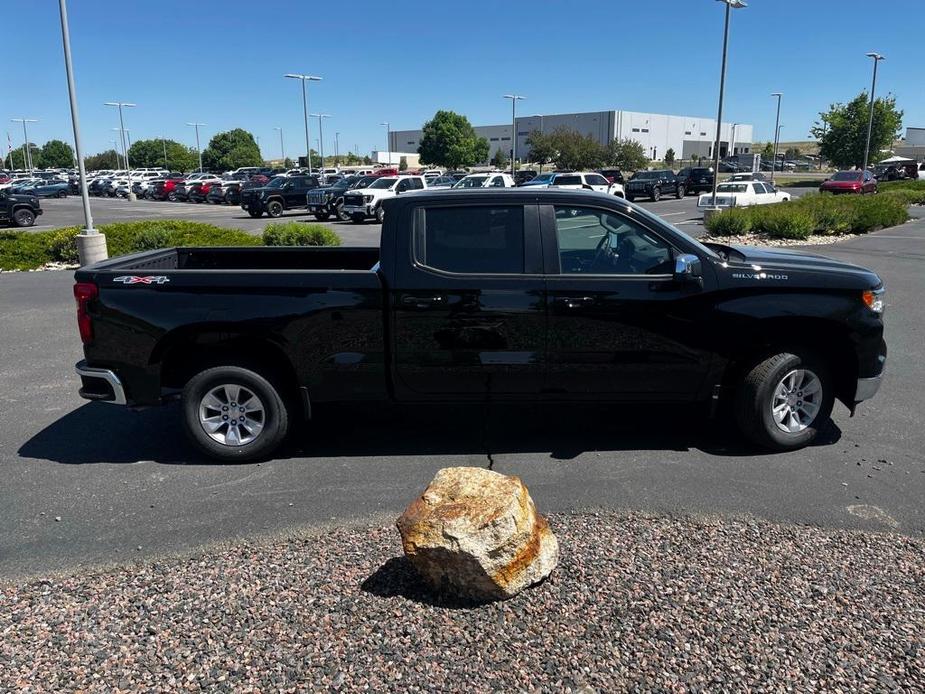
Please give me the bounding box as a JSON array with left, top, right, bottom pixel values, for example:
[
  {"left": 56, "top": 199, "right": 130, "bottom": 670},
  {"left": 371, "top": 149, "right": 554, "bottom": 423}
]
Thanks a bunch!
[
  {"left": 821, "top": 179, "right": 861, "bottom": 189},
  {"left": 713, "top": 244, "right": 881, "bottom": 290},
  {"left": 5, "top": 192, "right": 39, "bottom": 203},
  {"left": 314, "top": 185, "right": 350, "bottom": 194}
]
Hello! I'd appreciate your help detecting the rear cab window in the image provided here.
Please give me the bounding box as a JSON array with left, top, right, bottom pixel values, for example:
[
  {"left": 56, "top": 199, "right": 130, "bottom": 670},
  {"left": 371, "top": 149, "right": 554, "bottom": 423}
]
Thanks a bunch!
[{"left": 414, "top": 206, "right": 525, "bottom": 274}]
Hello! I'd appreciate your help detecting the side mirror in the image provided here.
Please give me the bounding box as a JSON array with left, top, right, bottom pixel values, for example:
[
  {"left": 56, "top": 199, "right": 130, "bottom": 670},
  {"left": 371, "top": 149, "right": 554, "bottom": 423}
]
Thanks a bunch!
[{"left": 674, "top": 253, "right": 702, "bottom": 282}]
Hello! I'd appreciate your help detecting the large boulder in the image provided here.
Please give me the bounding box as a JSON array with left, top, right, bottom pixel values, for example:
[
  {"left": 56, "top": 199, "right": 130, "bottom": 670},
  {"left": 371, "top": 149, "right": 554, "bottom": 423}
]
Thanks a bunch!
[{"left": 396, "top": 467, "right": 558, "bottom": 601}]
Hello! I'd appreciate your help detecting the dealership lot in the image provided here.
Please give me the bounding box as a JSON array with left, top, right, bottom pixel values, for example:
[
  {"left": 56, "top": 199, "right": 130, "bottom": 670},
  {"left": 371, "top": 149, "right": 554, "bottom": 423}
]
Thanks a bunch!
[{"left": 1, "top": 209, "right": 923, "bottom": 579}]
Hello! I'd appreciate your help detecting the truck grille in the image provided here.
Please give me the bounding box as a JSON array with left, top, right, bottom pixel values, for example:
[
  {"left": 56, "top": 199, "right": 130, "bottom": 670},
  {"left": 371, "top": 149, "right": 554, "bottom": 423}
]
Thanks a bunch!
[
  {"left": 343, "top": 194, "right": 364, "bottom": 207},
  {"left": 307, "top": 190, "right": 325, "bottom": 204}
]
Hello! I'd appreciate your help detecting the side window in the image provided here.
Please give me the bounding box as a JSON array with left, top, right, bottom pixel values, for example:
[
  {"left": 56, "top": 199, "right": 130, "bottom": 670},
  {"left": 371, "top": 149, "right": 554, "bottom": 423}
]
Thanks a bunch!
[
  {"left": 410, "top": 178, "right": 424, "bottom": 190},
  {"left": 490, "top": 176, "right": 505, "bottom": 188},
  {"left": 587, "top": 174, "right": 609, "bottom": 186},
  {"left": 396, "top": 179, "right": 411, "bottom": 192},
  {"left": 553, "top": 206, "right": 673, "bottom": 276},
  {"left": 416, "top": 206, "right": 525, "bottom": 274}
]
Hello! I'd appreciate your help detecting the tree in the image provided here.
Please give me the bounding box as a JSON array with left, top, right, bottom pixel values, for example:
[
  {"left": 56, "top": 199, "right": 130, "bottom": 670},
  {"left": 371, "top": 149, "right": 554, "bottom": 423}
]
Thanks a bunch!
[
  {"left": 418, "top": 110, "right": 490, "bottom": 169},
  {"left": 784, "top": 147, "right": 801, "bottom": 160},
  {"left": 664, "top": 147, "right": 675, "bottom": 166},
  {"left": 761, "top": 141, "right": 775, "bottom": 159},
  {"left": 605, "top": 137, "right": 648, "bottom": 171},
  {"left": 554, "top": 128, "right": 606, "bottom": 170},
  {"left": 810, "top": 91, "right": 903, "bottom": 168},
  {"left": 525, "top": 130, "right": 556, "bottom": 166},
  {"left": 127, "top": 138, "right": 199, "bottom": 171},
  {"left": 85, "top": 150, "right": 120, "bottom": 170},
  {"left": 7, "top": 144, "right": 43, "bottom": 170},
  {"left": 201, "top": 128, "right": 263, "bottom": 172},
  {"left": 399, "top": 156, "right": 408, "bottom": 171},
  {"left": 40, "top": 140, "right": 75, "bottom": 168},
  {"left": 491, "top": 147, "right": 509, "bottom": 169}
]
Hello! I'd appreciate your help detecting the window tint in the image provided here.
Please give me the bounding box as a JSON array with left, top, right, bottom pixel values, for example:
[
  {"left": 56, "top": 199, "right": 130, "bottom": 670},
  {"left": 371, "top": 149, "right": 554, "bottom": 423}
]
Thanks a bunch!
[
  {"left": 490, "top": 176, "right": 505, "bottom": 187},
  {"left": 754, "top": 183, "right": 769, "bottom": 194},
  {"left": 417, "top": 206, "right": 524, "bottom": 274},
  {"left": 554, "top": 206, "right": 673, "bottom": 275},
  {"left": 553, "top": 175, "right": 582, "bottom": 186},
  {"left": 409, "top": 178, "right": 424, "bottom": 190},
  {"left": 586, "top": 174, "right": 609, "bottom": 186}
]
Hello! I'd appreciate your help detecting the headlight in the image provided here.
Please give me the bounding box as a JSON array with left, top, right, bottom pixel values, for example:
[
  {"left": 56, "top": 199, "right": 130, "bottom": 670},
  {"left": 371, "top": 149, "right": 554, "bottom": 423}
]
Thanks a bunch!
[
  {"left": 862, "top": 288, "right": 884, "bottom": 313},
  {"left": 363, "top": 194, "right": 373, "bottom": 203}
]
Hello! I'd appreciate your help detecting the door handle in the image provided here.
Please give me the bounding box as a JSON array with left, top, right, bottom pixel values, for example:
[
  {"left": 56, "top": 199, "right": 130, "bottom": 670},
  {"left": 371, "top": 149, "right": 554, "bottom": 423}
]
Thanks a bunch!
[
  {"left": 555, "top": 296, "right": 594, "bottom": 309},
  {"left": 402, "top": 295, "right": 445, "bottom": 308}
]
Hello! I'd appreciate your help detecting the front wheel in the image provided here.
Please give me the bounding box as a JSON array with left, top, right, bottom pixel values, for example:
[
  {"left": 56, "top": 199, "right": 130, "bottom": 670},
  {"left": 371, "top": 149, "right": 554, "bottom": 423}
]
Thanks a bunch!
[
  {"left": 626, "top": 194, "right": 635, "bottom": 202},
  {"left": 675, "top": 185, "right": 685, "bottom": 199},
  {"left": 12, "top": 208, "right": 36, "bottom": 227},
  {"left": 266, "top": 200, "right": 284, "bottom": 218},
  {"left": 248, "top": 209, "right": 263, "bottom": 218},
  {"left": 734, "top": 351, "right": 834, "bottom": 451},
  {"left": 375, "top": 206, "right": 385, "bottom": 224},
  {"left": 182, "top": 365, "right": 290, "bottom": 462},
  {"left": 314, "top": 211, "right": 331, "bottom": 222},
  {"left": 167, "top": 192, "right": 178, "bottom": 202},
  {"left": 651, "top": 187, "right": 661, "bottom": 202},
  {"left": 351, "top": 214, "right": 365, "bottom": 224},
  {"left": 336, "top": 203, "right": 351, "bottom": 222}
]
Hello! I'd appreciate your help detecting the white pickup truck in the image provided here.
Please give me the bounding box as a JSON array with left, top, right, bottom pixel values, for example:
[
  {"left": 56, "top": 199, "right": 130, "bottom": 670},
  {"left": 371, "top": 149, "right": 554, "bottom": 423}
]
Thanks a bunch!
[
  {"left": 341, "top": 175, "right": 427, "bottom": 223},
  {"left": 698, "top": 181, "right": 792, "bottom": 209}
]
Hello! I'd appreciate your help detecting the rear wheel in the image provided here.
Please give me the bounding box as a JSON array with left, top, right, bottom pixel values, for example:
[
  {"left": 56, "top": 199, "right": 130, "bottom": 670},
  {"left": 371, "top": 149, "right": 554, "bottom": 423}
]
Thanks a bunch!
[
  {"left": 375, "top": 206, "right": 385, "bottom": 224},
  {"left": 182, "top": 366, "right": 290, "bottom": 462},
  {"left": 314, "top": 211, "right": 330, "bottom": 221},
  {"left": 651, "top": 187, "right": 661, "bottom": 202},
  {"left": 167, "top": 192, "right": 178, "bottom": 202},
  {"left": 248, "top": 209, "right": 263, "bottom": 218},
  {"left": 267, "top": 200, "right": 284, "bottom": 218},
  {"left": 626, "top": 194, "right": 635, "bottom": 202},
  {"left": 12, "top": 208, "right": 36, "bottom": 227},
  {"left": 351, "top": 214, "right": 365, "bottom": 224},
  {"left": 675, "top": 185, "right": 685, "bottom": 199},
  {"left": 734, "top": 351, "right": 834, "bottom": 451}
]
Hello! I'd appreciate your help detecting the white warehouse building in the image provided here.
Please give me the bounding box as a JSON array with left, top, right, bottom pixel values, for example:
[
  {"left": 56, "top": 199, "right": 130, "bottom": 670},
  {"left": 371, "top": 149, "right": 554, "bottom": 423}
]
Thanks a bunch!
[{"left": 390, "top": 110, "right": 753, "bottom": 166}]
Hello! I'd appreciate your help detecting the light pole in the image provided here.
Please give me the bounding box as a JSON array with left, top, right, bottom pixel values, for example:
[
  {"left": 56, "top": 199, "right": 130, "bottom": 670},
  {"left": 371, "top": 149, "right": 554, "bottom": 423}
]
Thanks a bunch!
[
  {"left": 503, "top": 94, "right": 525, "bottom": 177},
  {"left": 862, "top": 52, "right": 885, "bottom": 173},
  {"left": 186, "top": 122, "right": 205, "bottom": 172},
  {"left": 380, "top": 122, "right": 390, "bottom": 167},
  {"left": 104, "top": 101, "right": 136, "bottom": 199},
  {"left": 11, "top": 119, "right": 38, "bottom": 172},
  {"left": 730, "top": 122, "right": 738, "bottom": 157},
  {"left": 162, "top": 137, "right": 168, "bottom": 170},
  {"left": 709, "top": 0, "right": 746, "bottom": 207},
  {"left": 274, "top": 127, "right": 285, "bottom": 165},
  {"left": 111, "top": 140, "right": 121, "bottom": 168},
  {"left": 111, "top": 128, "right": 129, "bottom": 171},
  {"left": 284, "top": 73, "right": 322, "bottom": 173},
  {"left": 769, "top": 92, "right": 782, "bottom": 182},
  {"left": 334, "top": 132, "right": 340, "bottom": 165},
  {"left": 310, "top": 113, "right": 330, "bottom": 173},
  {"left": 57, "top": 0, "right": 103, "bottom": 263}
]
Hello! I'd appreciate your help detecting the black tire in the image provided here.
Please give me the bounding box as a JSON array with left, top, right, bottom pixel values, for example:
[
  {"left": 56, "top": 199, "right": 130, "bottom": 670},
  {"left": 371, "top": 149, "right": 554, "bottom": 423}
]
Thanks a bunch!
[
  {"left": 167, "top": 191, "right": 178, "bottom": 202},
  {"left": 734, "top": 351, "right": 834, "bottom": 451},
  {"left": 375, "top": 206, "right": 385, "bottom": 224},
  {"left": 314, "top": 211, "right": 330, "bottom": 222},
  {"left": 351, "top": 214, "right": 365, "bottom": 224},
  {"left": 12, "top": 208, "right": 36, "bottom": 227},
  {"left": 336, "top": 202, "right": 351, "bottom": 222},
  {"left": 248, "top": 210, "right": 263, "bottom": 218},
  {"left": 626, "top": 194, "right": 635, "bottom": 202},
  {"left": 267, "top": 200, "right": 284, "bottom": 218},
  {"left": 675, "top": 185, "right": 685, "bottom": 199},
  {"left": 182, "top": 365, "right": 290, "bottom": 462},
  {"left": 58, "top": 190, "right": 67, "bottom": 198},
  {"left": 651, "top": 187, "right": 661, "bottom": 202}
]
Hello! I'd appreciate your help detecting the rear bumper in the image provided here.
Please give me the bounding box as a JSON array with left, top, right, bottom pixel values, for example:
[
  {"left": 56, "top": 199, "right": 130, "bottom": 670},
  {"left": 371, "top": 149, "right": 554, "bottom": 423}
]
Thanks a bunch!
[{"left": 75, "top": 360, "right": 127, "bottom": 405}]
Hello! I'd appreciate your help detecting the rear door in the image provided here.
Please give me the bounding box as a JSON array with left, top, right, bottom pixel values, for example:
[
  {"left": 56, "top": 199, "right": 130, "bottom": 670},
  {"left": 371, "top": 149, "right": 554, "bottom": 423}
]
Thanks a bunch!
[
  {"left": 542, "top": 203, "right": 713, "bottom": 398},
  {"left": 391, "top": 200, "right": 546, "bottom": 398}
]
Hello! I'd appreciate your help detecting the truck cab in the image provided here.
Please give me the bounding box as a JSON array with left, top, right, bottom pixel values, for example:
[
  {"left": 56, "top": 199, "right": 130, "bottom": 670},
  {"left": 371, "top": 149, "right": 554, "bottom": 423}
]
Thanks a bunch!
[{"left": 341, "top": 175, "right": 426, "bottom": 223}]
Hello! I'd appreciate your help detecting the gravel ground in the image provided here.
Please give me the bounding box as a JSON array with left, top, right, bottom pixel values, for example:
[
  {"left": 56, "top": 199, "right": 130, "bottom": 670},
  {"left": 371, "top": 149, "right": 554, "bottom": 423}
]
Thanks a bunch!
[
  {"left": 2, "top": 512, "right": 923, "bottom": 692},
  {"left": 699, "top": 232, "right": 865, "bottom": 247}
]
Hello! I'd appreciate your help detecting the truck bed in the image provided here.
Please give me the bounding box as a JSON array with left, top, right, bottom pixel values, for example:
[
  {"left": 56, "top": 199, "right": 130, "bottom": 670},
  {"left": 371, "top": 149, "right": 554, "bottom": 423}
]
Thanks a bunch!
[{"left": 92, "top": 246, "right": 380, "bottom": 272}]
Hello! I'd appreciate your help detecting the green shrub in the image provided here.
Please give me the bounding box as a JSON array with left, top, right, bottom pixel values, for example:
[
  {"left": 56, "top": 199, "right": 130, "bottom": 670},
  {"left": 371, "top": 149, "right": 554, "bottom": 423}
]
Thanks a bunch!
[
  {"left": 131, "top": 227, "right": 173, "bottom": 252},
  {"left": 45, "top": 227, "right": 82, "bottom": 263},
  {"left": 804, "top": 195, "right": 853, "bottom": 235},
  {"left": 879, "top": 179, "right": 925, "bottom": 193},
  {"left": 880, "top": 189, "right": 925, "bottom": 205},
  {"left": 753, "top": 205, "right": 815, "bottom": 240},
  {"left": 704, "top": 207, "right": 752, "bottom": 236},
  {"left": 850, "top": 195, "right": 909, "bottom": 232},
  {"left": 262, "top": 222, "right": 342, "bottom": 247}
]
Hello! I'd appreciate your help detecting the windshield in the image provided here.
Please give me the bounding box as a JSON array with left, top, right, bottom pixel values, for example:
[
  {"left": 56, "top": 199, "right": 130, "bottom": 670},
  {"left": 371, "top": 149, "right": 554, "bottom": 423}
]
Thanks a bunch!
[
  {"left": 454, "top": 176, "right": 488, "bottom": 188},
  {"left": 630, "top": 204, "right": 721, "bottom": 261},
  {"left": 631, "top": 171, "right": 661, "bottom": 180},
  {"left": 368, "top": 177, "right": 397, "bottom": 190},
  {"left": 717, "top": 183, "right": 748, "bottom": 193},
  {"left": 265, "top": 177, "right": 287, "bottom": 188},
  {"left": 523, "top": 172, "right": 556, "bottom": 185},
  {"left": 832, "top": 171, "right": 862, "bottom": 181}
]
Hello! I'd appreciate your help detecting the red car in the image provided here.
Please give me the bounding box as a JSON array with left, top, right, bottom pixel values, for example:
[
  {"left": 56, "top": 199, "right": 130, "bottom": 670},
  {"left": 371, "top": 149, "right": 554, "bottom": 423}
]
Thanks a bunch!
[{"left": 820, "top": 170, "right": 877, "bottom": 195}]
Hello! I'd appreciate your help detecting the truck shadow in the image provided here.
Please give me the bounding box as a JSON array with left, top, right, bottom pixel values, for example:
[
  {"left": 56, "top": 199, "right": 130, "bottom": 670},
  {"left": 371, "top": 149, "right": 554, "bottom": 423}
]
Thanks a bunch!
[{"left": 18, "top": 401, "right": 841, "bottom": 466}]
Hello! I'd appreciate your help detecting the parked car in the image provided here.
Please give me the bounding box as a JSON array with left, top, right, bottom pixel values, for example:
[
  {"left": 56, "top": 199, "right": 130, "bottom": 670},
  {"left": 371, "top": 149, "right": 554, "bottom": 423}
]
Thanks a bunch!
[
  {"left": 676, "top": 167, "right": 715, "bottom": 195},
  {"left": 547, "top": 172, "right": 623, "bottom": 197},
  {"left": 598, "top": 169, "right": 625, "bottom": 185},
  {"left": 341, "top": 175, "right": 426, "bottom": 223},
  {"left": 306, "top": 175, "right": 377, "bottom": 221},
  {"left": 919, "top": 163, "right": 925, "bottom": 181},
  {"left": 514, "top": 170, "right": 539, "bottom": 185},
  {"left": 427, "top": 176, "right": 459, "bottom": 189},
  {"left": 872, "top": 164, "right": 903, "bottom": 181},
  {"left": 519, "top": 172, "right": 557, "bottom": 188},
  {"left": 453, "top": 172, "right": 516, "bottom": 188},
  {"left": 0, "top": 188, "right": 42, "bottom": 226},
  {"left": 697, "top": 181, "right": 792, "bottom": 209},
  {"left": 625, "top": 170, "right": 684, "bottom": 201},
  {"left": 728, "top": 172, "right": 768, "bottom": 183},
  {"left": 239, "top": 174, "right": 320, "bottom": 218},
  {"left": 819, "top": 171, "right": 877, "bottom": 195},
  {"left": 73, "top": 188, "right": 887, "bottom": 462}
]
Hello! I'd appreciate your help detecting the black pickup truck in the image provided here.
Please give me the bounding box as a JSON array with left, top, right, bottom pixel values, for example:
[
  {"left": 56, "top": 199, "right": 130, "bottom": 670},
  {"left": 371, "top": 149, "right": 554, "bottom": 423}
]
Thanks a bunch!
[
  {"left": 239, "top": 175, "right": 319, "bottom": 218},
  {"left": 0, "top": 189, "right": 42, "bottom": 227},
  {"left": 73, "top": 189, "right": 886, "bottom": 461}
]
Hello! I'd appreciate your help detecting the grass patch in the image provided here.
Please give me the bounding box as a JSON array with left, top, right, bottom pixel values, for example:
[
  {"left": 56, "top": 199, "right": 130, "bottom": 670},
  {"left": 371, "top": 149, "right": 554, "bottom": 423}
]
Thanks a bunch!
[
  {"left": 262, "top": 222, "right": 342, "bottom": 247},
  {"left": 704, "top": 193, "right": 909, "bottom": 240},
  {"left": 1, "top": 220, "right": 260, "bottom": 271}
]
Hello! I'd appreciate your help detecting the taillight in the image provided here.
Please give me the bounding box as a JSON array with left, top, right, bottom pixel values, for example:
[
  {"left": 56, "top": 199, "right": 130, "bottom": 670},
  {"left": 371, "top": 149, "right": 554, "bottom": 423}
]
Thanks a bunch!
[{"left": 73, "top": 282, "right": 98, "bottom": 344}]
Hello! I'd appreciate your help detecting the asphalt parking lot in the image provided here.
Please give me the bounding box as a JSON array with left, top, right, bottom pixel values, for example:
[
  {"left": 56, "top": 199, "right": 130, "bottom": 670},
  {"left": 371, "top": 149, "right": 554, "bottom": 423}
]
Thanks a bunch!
[
  {"left": 26, "top": 189, "right": 711, "bottom": 244},
  {"left": 1, "top": 206, "right": 923, "bottom": 579}
]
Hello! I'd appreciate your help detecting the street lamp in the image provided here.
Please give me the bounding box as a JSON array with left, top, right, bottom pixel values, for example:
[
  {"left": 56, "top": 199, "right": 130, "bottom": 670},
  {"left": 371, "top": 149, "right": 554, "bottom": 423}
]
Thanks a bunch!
[
  {"left": 10, "top": 118, "right": 38, "bottom": 172},
  {"left": 708, "top": 0, "right": 746, "bottom": 208},
  {"left": 862, "top": 52, "right": 885, "bottom": 173},
  {"left": 380, "top": 122, "right": 390, "bottom": 167},
  {"left": 334, "top": 132, "right": 340, "bottom": 164},
  {"left": 284, "top": 73, "right": 322, "bottom": 173},
  {"left": 310, "top": 113, "right": 331, "bottom": 174},
  {"left": 111, "top": 140, "right": 121, "bottom": 168},
  {"left": 769, "top": 93, "right": 783, "bottom": 182},
  {"left": 274, "top": 127, "right": 285, "bottom": 165},
  {"left": 186, "top": 122, "right": 206, "bottom": 172},
  {"left": 104, "top": 101, "right": 136, "bottom": 200},
  {"left": 503, "top": 94, "right": 525, "bottom": 177},
  {"left": 111, "top": 128, "right": 129, "bottom": 171},
  {"left": 730, "top": 122, "right": 738, "bottom": 157}
]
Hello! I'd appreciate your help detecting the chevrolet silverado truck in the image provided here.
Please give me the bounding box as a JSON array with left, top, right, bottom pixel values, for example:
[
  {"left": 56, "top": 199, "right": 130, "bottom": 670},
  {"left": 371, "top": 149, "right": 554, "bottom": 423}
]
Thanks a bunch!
[
  {"left": 73, "top": 189, "right": 886, "bottom": 462},
  {"left": 0, "top": 188, "right": 42, "bottom": 226},
  {"left": 239, "top": 174, "right": 320, "bottom": 218}
]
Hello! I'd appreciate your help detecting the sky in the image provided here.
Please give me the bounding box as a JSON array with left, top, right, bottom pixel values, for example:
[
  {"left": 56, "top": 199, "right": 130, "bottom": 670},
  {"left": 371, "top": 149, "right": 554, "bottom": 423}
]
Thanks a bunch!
[{"left": 3, "top": 0, "right": 923, "bottom": 161}]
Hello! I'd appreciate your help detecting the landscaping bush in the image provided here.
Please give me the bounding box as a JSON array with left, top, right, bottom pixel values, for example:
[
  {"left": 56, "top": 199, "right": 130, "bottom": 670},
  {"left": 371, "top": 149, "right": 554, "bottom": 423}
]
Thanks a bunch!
[
  {"left": 0, "top": 220, "right": 260, "bottom": 271},
  {"left": 850, "top": 195, "right": 909, "bottom": 232},
  {"left": 704, "top": 206, "right": 752, "bottom": 236},
  {"left": 262, "top": 222, "right": 342, "bottom": 247},
  {"left": 753, "top": 205, "right": 815, "bottom": 240},
  {"left": 805, "top": 195, "right": 854, "bottom": 235}
]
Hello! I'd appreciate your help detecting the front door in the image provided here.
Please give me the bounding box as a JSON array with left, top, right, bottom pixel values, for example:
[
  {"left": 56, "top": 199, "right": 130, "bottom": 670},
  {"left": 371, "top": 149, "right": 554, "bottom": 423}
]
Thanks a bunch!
[
  {"left": 392, "top": 202, "right": 546, "bottom": 399},
  {"left": 542, "top": 204, "right": 713, "bottom": 399}
]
